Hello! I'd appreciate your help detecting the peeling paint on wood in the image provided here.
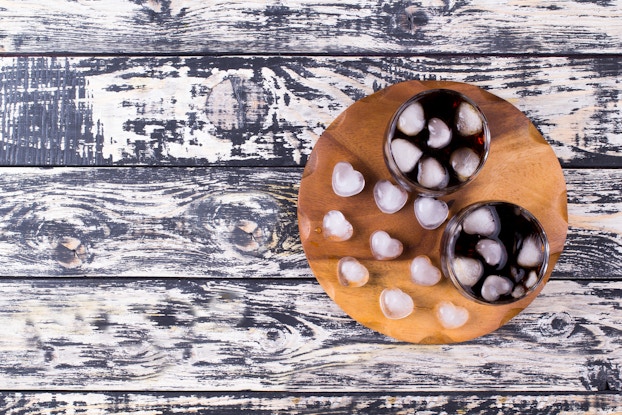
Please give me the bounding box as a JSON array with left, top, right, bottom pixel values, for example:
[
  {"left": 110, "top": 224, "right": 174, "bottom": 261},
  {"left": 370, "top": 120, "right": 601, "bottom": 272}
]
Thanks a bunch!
[
  {"left": 0, "top": 279, "right": 618, "bottom": 391},
  {"left": 0, "top": 391, "right": 620, "bottom": 414},
  {"left": 0, "top": 167, "right": 617, "bottom": 278},
  {"left": 0, "top": 56, "right": 621, "bottom": 167},
  {"left": 0, "top": 0, "right": 621, "bottom": 54}
]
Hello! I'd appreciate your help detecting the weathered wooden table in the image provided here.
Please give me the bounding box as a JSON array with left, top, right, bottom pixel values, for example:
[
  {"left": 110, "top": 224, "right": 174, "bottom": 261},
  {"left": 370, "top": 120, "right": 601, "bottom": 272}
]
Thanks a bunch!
[{"left": 0, "top": 1, "right": 620, "bottom": 413}]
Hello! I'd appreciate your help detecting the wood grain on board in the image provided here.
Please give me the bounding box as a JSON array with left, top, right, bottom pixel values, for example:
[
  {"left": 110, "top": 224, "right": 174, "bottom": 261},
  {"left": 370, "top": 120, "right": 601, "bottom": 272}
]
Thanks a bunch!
[
  {"left": 298, "top": 80, "right": 567, "bottom": 343},
  {"left": 0, "top": 0, "right": 620, "bottom": 55},
  {"left": 0, "top": 167, "right": 616, "bottom": 279},
  {"left": 0, "top": 279, "right": 618, "bottom": 391},
  {"left": 0, "top": 392, "right": 620, "bottom": 414},
  {"left": 0, "top": 56, "right": 620, "bottom": 167}
]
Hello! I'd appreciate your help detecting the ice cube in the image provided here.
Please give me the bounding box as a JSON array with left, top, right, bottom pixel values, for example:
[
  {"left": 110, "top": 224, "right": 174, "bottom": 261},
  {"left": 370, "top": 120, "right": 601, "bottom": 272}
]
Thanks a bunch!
[
  {"left": 414, "top": 196, "right": 448, "bottom": 230},
  {"left": 322, "top": 210, "right": 353, "bottom": 241},
  {"left": 511, "top": 285, "right": 526, "bottom": 299},
  {"left": 332, "top": 161, "right": 365, "bottom": 197},
  {"left": 462, "top": 206, "right": 498, "bottom": 236},
  {"left": 510, "top": 266, "right": 526, "bottom": 283},
  {"left": 397, "top": 101, "right": 425, "bottom": 136},
  {"left": 380, "top": 288, "right": 414, "bottom": 319},
  {"left": 456, "top": 101, "right": 483, "bottom": 136},
  {"left": 517, "top": 235, "right": 544, "bottom": 268},
  {"left": 452, "top": 256, "right": 484, "bottom": 287},
  {"left": 337, "top": 257, "right": 369, "bottom": 287},
  {"left": 374, "top": 180, "right": 408, "bottom": 214},
  {"left": 390, "top": 139, "right": 422, "bottom": 173},
  {"left": 370, "top": 230, "right": 403, "bottom": 260},
  {"left": 417, "top": 157, "right": 449, "bottom": 189},
  {"left": 450, "top": 147, "right": 481, "bottom": 181},
  {"left": 481, "top": 275, "right": 513, "bottom": 302},
  {"left": 427, "top": 117, "right": 452, "bottom": 149},
  {"left": 436, "top": 301, "right": 469, "bottom": 329},
  {"left": 524, "top": 270, "right": 539, "bottom": 288},
  {"left": 410, "top": 255, "right": 442, "bottom": 286},
  {"left": 475, "top": 238, "right": 507, "bottom": 267}
]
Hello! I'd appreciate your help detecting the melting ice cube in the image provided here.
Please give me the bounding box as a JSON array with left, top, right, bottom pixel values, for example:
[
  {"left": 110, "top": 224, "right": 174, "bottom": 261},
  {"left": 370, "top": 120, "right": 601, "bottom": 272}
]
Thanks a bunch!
[
  {"left": 322, "top": 210, "right": 353, "bottom": 241},
  {"left": 370, "top": 230, "right": 403, "bottom": 260},
  {"left": 410, "top": 255, "right": 442, "bottom": 286},
  {"left": 436, "top": 301, "right": 469, "bottom": 329},
  {"left": 456, "top": 101, "right": 483, "bottom": 136},
  {"left": 524, "top": 270, "right": 539, "bottom": 288},
  {"left": 417, "top": 157, "right": 449, "bottom": 189},
  {"left": 380, "top": 288, "right": 414, "bottom": 319},
  {"left": 450, "top": 147, "right": 480, "bottom": 181},
  {"left": 462, "top": 206, "right": 498, "bottom": 236},
  {"left": 475, "top": 238, "right": 507, "bottom": 267},
  {"left": 397, "top": 101, "right": 425, "bottom": 136},
  {"left": 374, "top": 180, "right": 408, "bottom": 214},
  {"left": 511, "top": 285, "right": 526, "bottom": 299},
  {"left": 414, "top": 196, "right": 448, "bottom": 230},
  {"left": 481, "top": 275, "right": 513, "bottom": 302},
  {"left": 337, "top": 257, "right": 369, "bottom": 287},
  {"left": 390, "top": 139, "right": 422, "bottom": 173},
  {"left": 517, "top": 235, "right": 544, "bottom": 268},
  {"left": 452, "top": 256, "right": 484, "bottom": 287},
  {"left": 427, "top": 117, "right": 452, "bottom": 149},
  {"left": 332, "top": 161, "right": 365, "bottom": 197}
]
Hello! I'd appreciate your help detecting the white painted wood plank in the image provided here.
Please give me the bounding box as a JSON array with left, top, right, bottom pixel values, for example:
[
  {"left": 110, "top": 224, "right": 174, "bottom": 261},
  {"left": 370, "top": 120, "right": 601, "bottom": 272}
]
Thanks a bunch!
[
  {"left": 0, "top": 167, "right": 617, "bottom": 278},
  {"left": 0, "top": 279, "right": 618, "bottom": 391},
  {"left": 0, "top": 56, "right": 620, "bottom": 167},
  {"left": 0, "top": 0, "right": 620, "bottom": 54}
]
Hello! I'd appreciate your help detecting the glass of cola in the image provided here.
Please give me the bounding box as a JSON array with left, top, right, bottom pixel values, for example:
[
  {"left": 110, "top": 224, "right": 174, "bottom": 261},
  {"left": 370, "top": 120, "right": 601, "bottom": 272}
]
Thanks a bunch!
[
  {"left": 384, "top": 89, "right": 491, "bottom": 196},
  {"left": 441, "top": 201, "right": 549, "bottom": 305}
]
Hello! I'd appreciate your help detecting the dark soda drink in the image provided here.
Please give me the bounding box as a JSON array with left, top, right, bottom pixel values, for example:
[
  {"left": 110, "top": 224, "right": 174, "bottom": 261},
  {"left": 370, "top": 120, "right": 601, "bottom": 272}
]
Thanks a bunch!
[
  {"left": 442, "top": 201, "right": 549, "bottom": 305},
  {"left": 384, "top": 89, "right": 490, "bottom": 195}
]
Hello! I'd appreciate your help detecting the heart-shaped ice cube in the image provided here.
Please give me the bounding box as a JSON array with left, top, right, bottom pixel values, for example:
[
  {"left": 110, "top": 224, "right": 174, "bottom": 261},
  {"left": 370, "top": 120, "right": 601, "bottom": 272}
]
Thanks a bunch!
[
  {"left": 517, "top": 235, "right": 544, "bottom": 268},
  {"left": 417, "top": 157, "right": 449, "bottom": 189},
  {"left": 481, "top": 275, "right": 513, "bottom": 302},
  {"left": 332, "top": 161, "right": 365, "bottom": 197},
  {"left": 337, "top": 257, "right": 369, "bottom": 287},
  {"left": 380, "top": 288, "right": 414, "bottom": 319},
  {"left": 452, "top": 256, "right": 484, "bottom": 287},
  {"left": 456, "top": 101, "right": 483, "bottom": 136},
  {"left": 390, "top": 139, "right": 422, "bottom": 173},
  {"left": 436, "top": 301, "right": 469, "bottom": 329},
  {"left": 370, "top": 230, "right": 403, "bottom": 260},
  {"left": 427, "top": 117, "right": 452, "bottom": 149},
  {"left": 410, "top": 255, "right": 442, "bottom": 286},
  {"left": 414, "top": 196, "right": 448, "bottom": 230},
  {"left": 397, "top": 101, "right": 425, "bottom": 136},
  {"left": 374, "top": 180, "right": 408, "bottom": 214},
  {"left": 322, "top": 210, "right": 353, "bottom": 241}
]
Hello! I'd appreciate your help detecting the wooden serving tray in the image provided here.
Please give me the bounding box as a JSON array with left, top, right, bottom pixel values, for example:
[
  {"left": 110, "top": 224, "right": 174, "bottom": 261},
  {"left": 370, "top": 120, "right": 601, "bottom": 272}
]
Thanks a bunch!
[{"left": 297, "top": 80, "right": 568, "bottom": 344}]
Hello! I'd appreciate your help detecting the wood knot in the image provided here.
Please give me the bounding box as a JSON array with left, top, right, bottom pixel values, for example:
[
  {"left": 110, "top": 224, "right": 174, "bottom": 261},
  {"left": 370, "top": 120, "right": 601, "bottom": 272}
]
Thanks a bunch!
[{"left": 55, "top": 236, "right": 89, "bottom": 269}]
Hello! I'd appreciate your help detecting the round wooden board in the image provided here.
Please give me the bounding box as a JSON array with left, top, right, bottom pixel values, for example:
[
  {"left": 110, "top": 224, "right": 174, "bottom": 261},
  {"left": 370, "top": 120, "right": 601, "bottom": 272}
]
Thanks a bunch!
[{"left": 297, "top": 80, "right": 568, "bottom": 344}]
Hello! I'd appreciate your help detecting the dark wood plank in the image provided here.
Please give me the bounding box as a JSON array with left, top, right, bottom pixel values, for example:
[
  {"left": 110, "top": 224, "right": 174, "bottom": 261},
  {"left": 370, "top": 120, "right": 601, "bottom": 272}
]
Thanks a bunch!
[
  {"left": 0, "top": 167, "right": 617, "bottom": 279},
  {"left": 0, "top": 391, "right": 620, "bottom": 414},
  {"left": 0, "top": 56, "right": 620, "bottom": 167},
  {"left": 0, "top": 1, "right": 621, "bottom": 54},
  {"left": 0, "top": 279, "right": 618, "bottom": 391}
]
